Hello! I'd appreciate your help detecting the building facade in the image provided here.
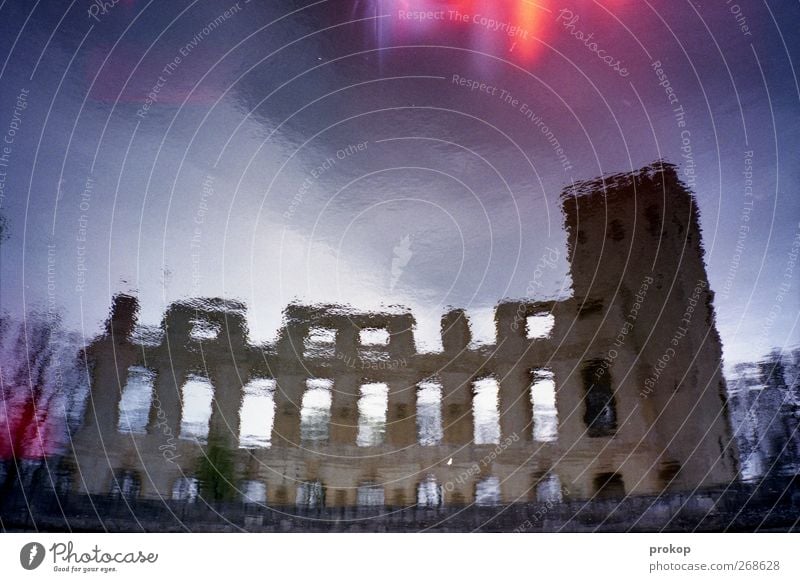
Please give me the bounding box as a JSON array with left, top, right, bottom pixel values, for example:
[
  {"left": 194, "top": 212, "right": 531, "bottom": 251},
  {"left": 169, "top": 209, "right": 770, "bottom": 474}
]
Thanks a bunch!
[{"left": 69, "top": 162, "right": 739, "bottom": 508}]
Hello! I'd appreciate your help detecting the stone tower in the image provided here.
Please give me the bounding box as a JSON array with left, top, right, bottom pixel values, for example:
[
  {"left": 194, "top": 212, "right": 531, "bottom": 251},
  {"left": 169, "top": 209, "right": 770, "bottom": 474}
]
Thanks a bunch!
[{"left": 553, "top": 161, "right": 738, "bottom": 493}]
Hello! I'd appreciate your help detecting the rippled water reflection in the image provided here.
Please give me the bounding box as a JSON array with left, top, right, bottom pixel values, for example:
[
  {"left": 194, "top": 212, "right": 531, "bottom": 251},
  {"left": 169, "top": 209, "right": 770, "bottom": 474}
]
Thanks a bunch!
[
  {"left": 0, "top": 0, "right": 798, "bottom": 531},
  {"left": 0, "top": 163, "right": 796, "bottom": 533}
]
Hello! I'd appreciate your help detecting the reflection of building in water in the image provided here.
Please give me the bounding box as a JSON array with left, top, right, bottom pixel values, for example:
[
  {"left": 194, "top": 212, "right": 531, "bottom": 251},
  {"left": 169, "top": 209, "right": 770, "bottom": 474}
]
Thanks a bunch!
[{"left": 69, "top": 162, "right": 739, "bottom": 507}]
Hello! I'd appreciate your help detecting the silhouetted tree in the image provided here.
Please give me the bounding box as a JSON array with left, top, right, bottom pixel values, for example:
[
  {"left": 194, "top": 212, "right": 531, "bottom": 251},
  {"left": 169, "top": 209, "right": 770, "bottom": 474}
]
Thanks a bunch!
[{"left": 196, "top": 437, "right": 237, "bottom": 502}]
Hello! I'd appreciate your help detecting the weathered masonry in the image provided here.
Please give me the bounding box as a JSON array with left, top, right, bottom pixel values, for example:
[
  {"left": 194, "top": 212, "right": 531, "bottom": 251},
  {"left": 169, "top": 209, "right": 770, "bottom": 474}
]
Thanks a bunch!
[{"left": 70, "top": 162, "right": 738, "bottom": 508}]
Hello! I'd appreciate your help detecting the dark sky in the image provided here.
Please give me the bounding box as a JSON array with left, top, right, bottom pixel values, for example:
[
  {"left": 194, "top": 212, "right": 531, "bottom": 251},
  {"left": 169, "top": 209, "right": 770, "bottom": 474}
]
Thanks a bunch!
[{"left": 0, "top": 0, "right": 798, "bottom": 368}]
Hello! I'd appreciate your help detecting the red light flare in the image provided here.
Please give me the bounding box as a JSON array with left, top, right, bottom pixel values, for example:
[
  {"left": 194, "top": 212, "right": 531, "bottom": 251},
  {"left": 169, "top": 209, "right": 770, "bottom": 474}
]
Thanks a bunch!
[
  {"left": 511, "top": 0, "right": 552, "bottom": 64},
  {"left": 385, "top": 0, "right": 553, "bottom": 67}
]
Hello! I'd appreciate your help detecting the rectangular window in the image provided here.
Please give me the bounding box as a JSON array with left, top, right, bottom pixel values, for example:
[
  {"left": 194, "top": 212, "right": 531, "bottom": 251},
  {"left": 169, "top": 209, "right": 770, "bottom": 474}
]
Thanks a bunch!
[
  {"left": 130, "top": 324, "right": 164, "bottom": 347},
  {"left": 180, "top": 375, "right": 214, "bottom": 443},
  {"left": 239, "top": 378, "right": 276, "bottom": 448},
  {"left": 531, "top": 370, "right": 558, "bottom": 442},
  {"left": 464, "top": 306, "right": 495, "bottom": 347},
  {"left": 359, "top": 328, "right": 389, "bottom": 346},
  {"left": 296, "top": 481, "right": 325, "bottom": 509},
  {"left": 189, "top": 318, "right": 221, "bottom": 341},
  {"left": 118, "top": 366, "right": 155, "bottom": 434},
  {"left": 357, "top": 383, "right": 389, "bottom": 447},
  {"left": 475, "top": 476, "right": 501, "bottom": 506},
  {"left": 241, "top": 480, "right": 267, "bottom": 504},
  {"left": 593, "top": 472, "right": 625, "bottom": 499},
  {"left": 526, "top": 313, "right": 555, "bottom": 339},
  {"left": 172, "top": 477, "right": 199, "bottom": 502},
  {"left": 417, "top": 381, "right": 443, "bottom": 446},
  {"left": 356, "top": 483, "right": 385, "bottom": 506},
  {"left": 300, "top": 379, "right": 333, "bottom": 444},
  {"left": 582, "top": 360, "right": 617, "bottom": 437},
  {"left": 110, "top": 470, "right": 140, "bottom": 501},
  {"left": 417, "top": 475, "right": 443, "bottom": 507},
  {"left": 359, "top": 329, "right": 392, "bottom": 365},
  {"left": 304, "top": 327, "right": 336, "bottom": 359},
  {"left": 473, "top": 378, "right": 500, "bottom": 445},
  {"left": 536, "top": 474, "right": 563, "bottom": 503}
]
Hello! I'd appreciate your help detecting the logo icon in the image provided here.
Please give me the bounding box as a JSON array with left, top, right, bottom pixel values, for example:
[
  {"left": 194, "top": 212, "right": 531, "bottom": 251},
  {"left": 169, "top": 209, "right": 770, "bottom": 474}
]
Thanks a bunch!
[{"left": 20, "top": 542, "right": 46, "bottom": 570}]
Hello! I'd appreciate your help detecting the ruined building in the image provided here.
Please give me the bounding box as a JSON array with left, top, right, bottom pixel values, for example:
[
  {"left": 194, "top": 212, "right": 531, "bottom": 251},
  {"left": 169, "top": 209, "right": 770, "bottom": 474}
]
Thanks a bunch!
[{"left": 69, "top": 162, "right": 739, "bottom": 509}]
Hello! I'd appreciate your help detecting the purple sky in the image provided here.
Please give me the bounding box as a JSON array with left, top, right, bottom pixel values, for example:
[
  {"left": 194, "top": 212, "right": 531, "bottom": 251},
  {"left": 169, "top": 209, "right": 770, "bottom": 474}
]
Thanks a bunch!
[{"left": 0, "top": 0, "right": 798, "bottom": 370}]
